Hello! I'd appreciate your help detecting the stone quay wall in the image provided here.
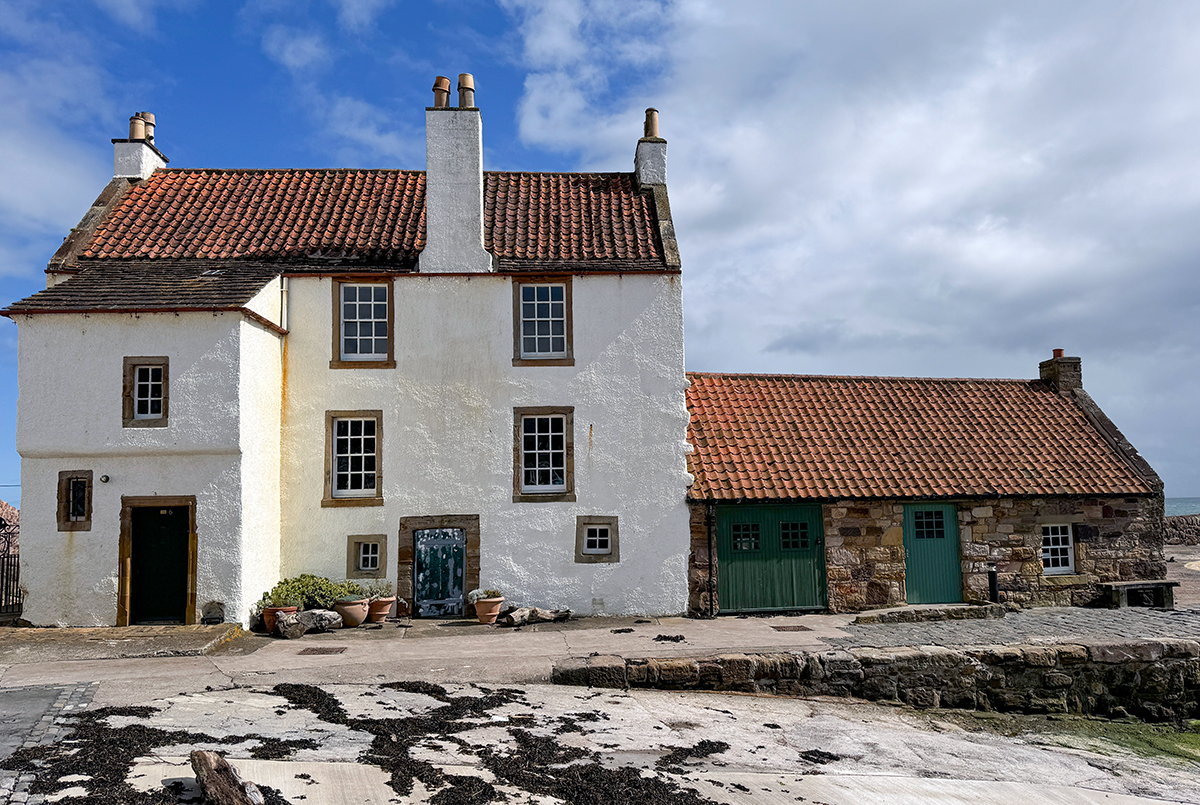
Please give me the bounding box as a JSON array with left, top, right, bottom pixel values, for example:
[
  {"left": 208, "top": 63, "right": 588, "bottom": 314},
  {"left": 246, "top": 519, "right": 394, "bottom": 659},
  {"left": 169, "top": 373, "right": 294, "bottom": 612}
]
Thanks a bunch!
[
  {"left": 554, "top": 639, "right": 1200, "bottom": 722},
  {"left": 1165, "top": 515, "right": 1200, "bottom": 545},
  {"left": 687, "top": 493, "right": 1164, "bottom": 615}
]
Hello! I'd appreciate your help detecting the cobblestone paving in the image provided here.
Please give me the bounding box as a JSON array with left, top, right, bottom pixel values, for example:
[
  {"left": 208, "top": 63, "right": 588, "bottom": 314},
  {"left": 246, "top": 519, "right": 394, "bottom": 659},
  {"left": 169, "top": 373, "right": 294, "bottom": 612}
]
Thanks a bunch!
[
  {"left": 0, "top": 683, "right": 95, "bottom": 804},
  {"left": 827, "top": 605, "right": 1200, "bottom": 649}
]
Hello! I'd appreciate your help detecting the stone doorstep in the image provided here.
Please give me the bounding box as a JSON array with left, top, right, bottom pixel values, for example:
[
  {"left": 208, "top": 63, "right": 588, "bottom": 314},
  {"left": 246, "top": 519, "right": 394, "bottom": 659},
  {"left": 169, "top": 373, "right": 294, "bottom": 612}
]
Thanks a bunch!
[{"left": 128, "top": 756, "right": 396, "bottom": 805}]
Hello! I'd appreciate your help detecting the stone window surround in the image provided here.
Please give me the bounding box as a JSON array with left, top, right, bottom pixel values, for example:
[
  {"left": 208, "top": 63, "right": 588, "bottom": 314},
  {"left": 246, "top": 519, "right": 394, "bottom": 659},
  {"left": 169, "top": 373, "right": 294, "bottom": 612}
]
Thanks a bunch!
[
  {"left": 330, "top": 277, "right": 397, "bottom": 369},
  {"left": 122, "top": 356, "right": 169, "bottom": 428},
  {"left": 322, "top": 410, "right": 384, "bottom": 507},
  {"left": 1038, "top": 517, "right": 1082, "bottom": 579},
  {"left": 575, "top": 515, "right": 619, "bottom": 563},
  {"left": 512, "top": 276, "right": 574, "bottom": 367},
  {"left": 56, "top": 469, "right": 92, "bottom": 532},
  {"left": 396, "top": 514, "right": 480, "bottom": 619},
  {"left": 346, "top": 534, "right": 388, "bottom": 579},
  {"left": 512, "top": 406, "right": 576, "bottom": 503}
]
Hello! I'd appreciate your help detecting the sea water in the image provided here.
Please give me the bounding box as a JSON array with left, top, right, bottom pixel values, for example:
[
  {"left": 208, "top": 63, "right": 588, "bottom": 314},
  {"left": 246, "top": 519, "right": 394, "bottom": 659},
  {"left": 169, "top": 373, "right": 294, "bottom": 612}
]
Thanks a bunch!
[{"left": 1166, "top": 497, "right": 1200, "bottom": 517}]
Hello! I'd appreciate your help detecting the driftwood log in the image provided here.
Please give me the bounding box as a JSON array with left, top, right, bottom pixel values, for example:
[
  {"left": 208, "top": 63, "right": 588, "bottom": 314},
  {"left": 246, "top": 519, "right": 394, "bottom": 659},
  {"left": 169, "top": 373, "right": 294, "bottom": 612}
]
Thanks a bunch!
[
  {"left": 189, "top": 750, "right": 265, "bottom": 805},
  {"left": 501, "top": 607, "right": 571, "bottom": 627}
]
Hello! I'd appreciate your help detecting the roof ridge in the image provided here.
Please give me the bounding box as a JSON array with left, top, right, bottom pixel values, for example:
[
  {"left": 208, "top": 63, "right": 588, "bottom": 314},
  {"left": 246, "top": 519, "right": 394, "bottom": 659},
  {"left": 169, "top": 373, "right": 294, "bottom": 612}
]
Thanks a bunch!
[{"left": 687, "top": 371, "right": 1034, "bottom": 384}]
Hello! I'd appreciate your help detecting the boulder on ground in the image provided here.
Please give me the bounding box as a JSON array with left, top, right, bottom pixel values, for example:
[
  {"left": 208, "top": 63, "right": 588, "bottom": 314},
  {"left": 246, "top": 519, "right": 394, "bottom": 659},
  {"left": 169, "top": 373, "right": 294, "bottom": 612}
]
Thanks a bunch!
[{"left": 275, "top": 609, "right": 343, "bottom": 638}]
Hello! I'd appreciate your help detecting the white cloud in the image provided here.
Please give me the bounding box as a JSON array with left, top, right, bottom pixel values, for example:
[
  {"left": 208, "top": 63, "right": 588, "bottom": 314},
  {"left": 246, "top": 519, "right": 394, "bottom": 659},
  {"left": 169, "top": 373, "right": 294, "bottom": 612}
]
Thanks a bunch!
[
  {"left": 500, "top": 0, "right": 1200, "bottom": 493},
  {"left": 328, "top": 0, "right": 393, "bottom": 33},
  {"left": 262, "top": 25, "right": 332, "bottom": 73},
  {"left": 91, "top": 0, "right": 192, "bottom": 32}
]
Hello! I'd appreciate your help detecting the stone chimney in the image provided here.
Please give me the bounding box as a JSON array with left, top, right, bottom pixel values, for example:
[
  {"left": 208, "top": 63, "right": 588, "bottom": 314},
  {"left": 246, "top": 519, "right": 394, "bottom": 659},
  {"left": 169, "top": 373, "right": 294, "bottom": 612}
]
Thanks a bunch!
[
  {"left": 420, "top": 73, "right": 492, "bottom": 274},
  {"left": 634, "top": 108, "right": 666, "bottom": 186},
  {"left": 1039, "top": 348, "right": 1083, "bottom": 391},
  {"left": 113, "top": 111, "right": 168, "bottom": 179}
]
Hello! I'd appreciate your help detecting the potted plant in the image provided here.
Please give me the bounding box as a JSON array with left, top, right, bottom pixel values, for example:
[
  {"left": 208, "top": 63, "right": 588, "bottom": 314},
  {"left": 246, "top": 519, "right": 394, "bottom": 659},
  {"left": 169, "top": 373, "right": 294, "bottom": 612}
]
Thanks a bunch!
[
  {"left": 333, "top": 581, "right": 369, "bottom": 627},
  {"left": 365, "top": 579, "right": 397, "bottom": 623},
  {"left": 261, "top": 592, "right": 300, "bottom": 634},
  {"left": 467, "top": 588, "right": 505, "bottom": 624}
]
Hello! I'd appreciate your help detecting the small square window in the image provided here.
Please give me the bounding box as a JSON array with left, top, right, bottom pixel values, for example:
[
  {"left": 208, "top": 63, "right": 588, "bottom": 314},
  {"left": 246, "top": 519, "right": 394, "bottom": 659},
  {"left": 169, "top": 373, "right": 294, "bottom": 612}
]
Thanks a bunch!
[
  {"left": 1041, "top": 524, "right": 1075, "bottom": 575},
  {"left": 513, "top": 280, "right": 573, "bottom": 366},
  {"left": 57, "top": 470, "right": 92, "bottom": 532},
  {"left": 731, "top": 523, "right": 760, "bottom": 552},
  {"left": 781, "top": 521, "right": 809, "bottom": 550},
  {"left": 123, "top": 356, "right": 168, "bottom": 428},
  {"left": 576, "top": 516, "right": 619, "bottom": 563},
  {"left": 346, "top": 535, "right": 387, "bottom": 578}
]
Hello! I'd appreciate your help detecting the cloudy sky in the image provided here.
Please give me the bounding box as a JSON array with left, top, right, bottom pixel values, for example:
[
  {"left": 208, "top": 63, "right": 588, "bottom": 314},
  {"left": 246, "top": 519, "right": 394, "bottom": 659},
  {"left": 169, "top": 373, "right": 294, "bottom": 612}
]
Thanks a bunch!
[{"left": 1, "top": 0, "right": 1198, "bottom": 507}]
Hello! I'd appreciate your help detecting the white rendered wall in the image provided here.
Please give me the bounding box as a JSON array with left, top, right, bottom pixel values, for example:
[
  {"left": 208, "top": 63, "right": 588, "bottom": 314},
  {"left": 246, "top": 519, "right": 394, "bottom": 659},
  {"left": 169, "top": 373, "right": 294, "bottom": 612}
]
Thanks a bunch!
[
  {"left": 14, "top": 312, "right": 252, "bottom": 625},
  {"left": 279, "top": 273, "right": 691, "bottom": 615},
  {"left": 237, "top": 283, "right": 284, "bottom": 617}
]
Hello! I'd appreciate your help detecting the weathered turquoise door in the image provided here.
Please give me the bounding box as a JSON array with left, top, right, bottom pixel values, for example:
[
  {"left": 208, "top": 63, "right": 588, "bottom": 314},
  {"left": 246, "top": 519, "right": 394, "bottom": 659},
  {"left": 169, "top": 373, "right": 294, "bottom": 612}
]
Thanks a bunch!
[
  {"left": 903, "top": 504, "right": 962, "bottom": 604},
  {"left": 414, "top": 527, "right": 466, "bottom": 617},
  {"left": 717, "top": 505, "right": 827, "bottom": 611}
]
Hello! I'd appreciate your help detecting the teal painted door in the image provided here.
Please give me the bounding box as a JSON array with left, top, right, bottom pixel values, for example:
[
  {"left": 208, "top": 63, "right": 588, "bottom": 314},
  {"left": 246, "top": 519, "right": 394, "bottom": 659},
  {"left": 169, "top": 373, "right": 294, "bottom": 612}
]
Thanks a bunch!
[
  {"left": 717, "top": 505, "right": 827, "bottom": 611},
  {"left": 903, "top": 504, "right": 962, "bottom": 604},
  {"left": 130, "top": 506, "right": 189, "bottom": 624},
  {"left": 414, "top": 527, "right": 466, "bottom": 617}
]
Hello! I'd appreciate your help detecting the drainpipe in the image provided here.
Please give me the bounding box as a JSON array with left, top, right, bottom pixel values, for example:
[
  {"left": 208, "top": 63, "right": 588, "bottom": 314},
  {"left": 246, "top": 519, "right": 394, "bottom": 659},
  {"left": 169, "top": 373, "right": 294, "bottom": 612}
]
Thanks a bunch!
[
  {"left": 706, "top": 502, "right": 716, "bottom": 618},
  {"left": 279, "top": 277, "right": 289, "bottom": 331}
]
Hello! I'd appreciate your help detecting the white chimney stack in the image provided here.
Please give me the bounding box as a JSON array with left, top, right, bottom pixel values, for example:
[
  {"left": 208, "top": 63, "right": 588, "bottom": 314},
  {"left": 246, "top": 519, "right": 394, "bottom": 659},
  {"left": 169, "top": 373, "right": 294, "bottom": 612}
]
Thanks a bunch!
[
  {"left": 113, "top": 111, "right": 167, "bottom": 180},
  {"left": 634, "top": 108, "right": 666, "bottom": 186},
  {"left": 421, "top": 73, "right": 492, "bottom": 273}
]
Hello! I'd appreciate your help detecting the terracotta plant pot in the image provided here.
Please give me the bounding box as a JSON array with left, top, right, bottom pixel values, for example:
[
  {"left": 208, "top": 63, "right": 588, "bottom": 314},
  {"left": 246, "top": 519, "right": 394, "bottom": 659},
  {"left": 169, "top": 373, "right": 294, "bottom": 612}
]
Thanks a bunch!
[
  {"left": 334, "top": 598, "right": 370, "bottom": 628},
  {"left": 474, "top": 597, "right": 505, "bottom": 624},
  {"left": 367, "top": 596, "right": 396, "bottom": 623},
  {"left": 262, "top": 605, "right": 297, "bottom": 634}
]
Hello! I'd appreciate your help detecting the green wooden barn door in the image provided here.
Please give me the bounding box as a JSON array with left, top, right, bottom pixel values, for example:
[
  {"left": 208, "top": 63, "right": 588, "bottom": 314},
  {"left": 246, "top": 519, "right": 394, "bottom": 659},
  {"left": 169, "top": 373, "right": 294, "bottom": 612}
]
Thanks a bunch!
[
  {"left": 717, "top": 505, "right": 826, "bottom": 611},
  {"left": 902, "top": 504, "right": 962, "bottom": 604},
  {"left": 414, "top": 527, "right": 466, "bottom": 617}
]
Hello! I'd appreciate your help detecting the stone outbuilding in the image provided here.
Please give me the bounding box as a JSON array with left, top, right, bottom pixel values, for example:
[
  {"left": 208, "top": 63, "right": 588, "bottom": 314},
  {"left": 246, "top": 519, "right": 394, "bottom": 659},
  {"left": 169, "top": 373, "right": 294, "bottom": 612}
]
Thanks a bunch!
[{"left": 685, "top": 352, "right": 1164, "bottom": 615}]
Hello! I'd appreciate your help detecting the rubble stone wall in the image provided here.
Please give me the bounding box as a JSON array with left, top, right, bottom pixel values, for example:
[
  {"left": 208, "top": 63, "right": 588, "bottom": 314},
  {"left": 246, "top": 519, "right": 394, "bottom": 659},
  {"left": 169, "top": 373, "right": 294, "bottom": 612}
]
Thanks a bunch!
[
  {"left": 1165, "top": 515, "right": 1200, "bottom": 545},
  {"left": 556, "top": 639, "right": 1200, "bottom": 721}
]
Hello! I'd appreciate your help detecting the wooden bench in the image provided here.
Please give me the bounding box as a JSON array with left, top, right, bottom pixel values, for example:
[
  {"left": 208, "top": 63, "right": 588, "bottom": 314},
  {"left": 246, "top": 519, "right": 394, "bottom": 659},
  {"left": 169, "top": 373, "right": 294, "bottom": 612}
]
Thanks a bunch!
[{"left": 1098, "top": 580, "right": 1179, "bottom": 610}]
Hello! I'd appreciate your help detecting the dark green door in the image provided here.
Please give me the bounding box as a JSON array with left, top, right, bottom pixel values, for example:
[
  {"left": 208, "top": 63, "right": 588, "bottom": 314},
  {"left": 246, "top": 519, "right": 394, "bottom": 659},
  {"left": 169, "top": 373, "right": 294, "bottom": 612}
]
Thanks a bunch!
[
  {"left": 903, "top": 504, "right": 962, "bottom": 604},
  {"left": 130, "top": 506, "right": 189, "bottom": 624},
  {"left": 414, "top": 527, "right": 466, "bottom": 617},
  {"left": 717, "top": 505, "right": 826, "bottom": 611}
]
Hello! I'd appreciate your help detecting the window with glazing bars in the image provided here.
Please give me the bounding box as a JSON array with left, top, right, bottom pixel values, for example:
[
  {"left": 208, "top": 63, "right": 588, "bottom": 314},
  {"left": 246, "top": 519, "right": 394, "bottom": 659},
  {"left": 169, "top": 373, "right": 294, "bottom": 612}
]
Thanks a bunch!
[
  {"left": 521, "top": 415, "right": 566, "bottom": 490},
  {"left": 133, "top": 365, "right": 164, "bottom": 419},
  {"left": 358, "top": 541, "right": 380, "bottom": 571},
  {"left": 519, "top": 284, "right": 566, "bottom": 357},
  {"left": 732, "top": 523, "right": 760, "bottom": 551},
  {"left": 333, "top": 418, "right": 377, "bottom": 496},
  {"left": 1041, "top": 524, "right": 1074, "bottom": 574},
  {"left": 913, "top": 509, "right": 946, "bottom": 539},
  {"left": 583, "top": 526, "right": 611, "bottom": 555},
  {"left": 781, "top": 521, "right": 809, "bottom": 550},
  {"left": 341, "top": 284, "right": 389, "bottom": 360}
]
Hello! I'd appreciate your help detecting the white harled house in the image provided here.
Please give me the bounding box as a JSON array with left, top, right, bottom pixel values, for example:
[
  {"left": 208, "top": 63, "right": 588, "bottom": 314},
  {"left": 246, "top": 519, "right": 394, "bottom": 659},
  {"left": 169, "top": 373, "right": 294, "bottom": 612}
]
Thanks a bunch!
[{"left": 3, "top": 75, "right": 691, "bottom": 626}]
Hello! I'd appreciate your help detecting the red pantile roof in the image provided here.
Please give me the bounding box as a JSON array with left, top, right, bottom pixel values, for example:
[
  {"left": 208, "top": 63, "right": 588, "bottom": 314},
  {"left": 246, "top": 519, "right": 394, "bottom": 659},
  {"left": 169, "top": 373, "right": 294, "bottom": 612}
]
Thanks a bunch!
[
  {"left": 686, "top": 372, "right": 1155, "bottom": 501},
  {"left": 74, "top": 169, "right": 665, "bottom": 269}
]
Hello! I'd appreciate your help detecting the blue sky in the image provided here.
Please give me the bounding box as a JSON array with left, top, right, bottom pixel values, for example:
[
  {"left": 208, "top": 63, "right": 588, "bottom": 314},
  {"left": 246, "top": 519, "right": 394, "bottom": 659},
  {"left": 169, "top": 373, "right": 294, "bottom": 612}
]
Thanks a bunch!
[{"left": 2, "top": 0, "right": 1200, "bottom": 507}]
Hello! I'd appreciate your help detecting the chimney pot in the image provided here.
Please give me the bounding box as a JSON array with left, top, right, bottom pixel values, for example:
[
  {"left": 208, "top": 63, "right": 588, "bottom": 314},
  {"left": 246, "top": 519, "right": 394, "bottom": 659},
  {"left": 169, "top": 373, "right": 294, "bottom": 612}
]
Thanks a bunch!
[
  {"left": 432, "top": 75, "right": 452, "bottom": 108},
  {"left": 138, "top": 111, "right": 156, "bottom": 144},
  {"left": 458, "top": 73, "right": 475, "bottom": 108},
  {"left": 1053, "top": 348, "right": 1064, "bottom": 358},
  {"left": 643, "top": 108, "right": 660, "bottom": 139},
  {"left": 128, "top": 114, "right": 146, "bottom": 141}
]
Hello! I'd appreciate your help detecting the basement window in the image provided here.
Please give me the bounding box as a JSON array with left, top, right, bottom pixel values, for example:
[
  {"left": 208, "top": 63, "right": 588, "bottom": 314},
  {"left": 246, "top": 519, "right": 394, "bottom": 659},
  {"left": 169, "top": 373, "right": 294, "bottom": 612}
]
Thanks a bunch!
[
  {"left": 1041, "top": 524, "right": 1075, "bottom": 575},
  {"left": 346, "top": 535, "right": 387, "bottom": 578},
  {"left": 575, "top": 516, "right": 619, "bottom": 563}
]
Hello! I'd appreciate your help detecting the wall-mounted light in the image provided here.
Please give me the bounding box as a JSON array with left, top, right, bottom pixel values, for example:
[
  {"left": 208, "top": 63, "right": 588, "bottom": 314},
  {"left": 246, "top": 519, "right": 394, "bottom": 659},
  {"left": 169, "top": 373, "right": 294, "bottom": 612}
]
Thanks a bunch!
[{"left": 99, "top": 475, "right": 110, "bottom": 484}]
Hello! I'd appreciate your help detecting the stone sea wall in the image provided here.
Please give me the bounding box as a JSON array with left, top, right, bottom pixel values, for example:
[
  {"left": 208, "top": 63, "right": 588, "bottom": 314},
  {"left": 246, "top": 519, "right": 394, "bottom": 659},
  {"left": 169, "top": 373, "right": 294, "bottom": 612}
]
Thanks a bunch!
[
  {"left": 1165, "top": 515, "right": 1200, "bottom": 545},
  {"left": 555, "top": 639, "right": 1200, "bottom": 721}
]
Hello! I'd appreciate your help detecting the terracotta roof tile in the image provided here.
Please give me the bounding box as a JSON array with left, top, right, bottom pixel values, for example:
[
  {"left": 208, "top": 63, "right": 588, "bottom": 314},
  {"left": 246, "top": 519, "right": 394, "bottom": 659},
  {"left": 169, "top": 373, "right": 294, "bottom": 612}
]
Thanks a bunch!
[
  {"left": 686, "top": 372, "right": 1153, "bottom": 501},
  {"left": 75, "top": 169, "right": 665, "bottom": 269}
]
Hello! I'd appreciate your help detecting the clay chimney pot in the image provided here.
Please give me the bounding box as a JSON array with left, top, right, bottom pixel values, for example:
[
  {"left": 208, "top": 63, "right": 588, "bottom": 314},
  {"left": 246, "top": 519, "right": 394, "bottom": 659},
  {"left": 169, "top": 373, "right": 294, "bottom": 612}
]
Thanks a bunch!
[
  {"left": 643, "top": 108, "right": 660, "bottom": 139},
  {"left": 458, "top": 73, "right": 475, "bottom": 108},
  {"left": 128, "top": 115, "right": 146, "bottom": 141},
  {"left": 432, "top": 75, "right": 452, "bottom": 108}
]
